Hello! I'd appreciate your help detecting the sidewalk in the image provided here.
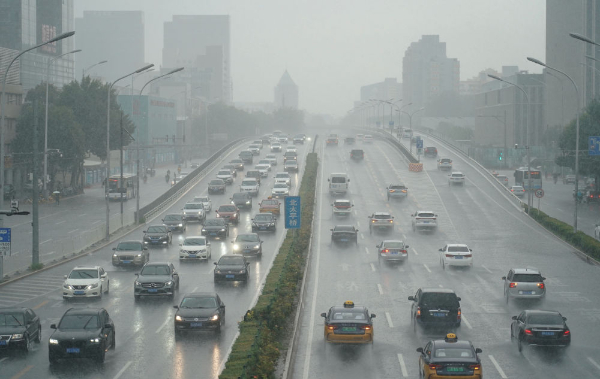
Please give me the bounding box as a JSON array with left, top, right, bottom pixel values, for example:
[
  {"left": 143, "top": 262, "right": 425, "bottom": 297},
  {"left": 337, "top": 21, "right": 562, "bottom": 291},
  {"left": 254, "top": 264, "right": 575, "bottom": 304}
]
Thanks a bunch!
[{"left": 1, "top": 159, "right": 205, "bottom": 279}]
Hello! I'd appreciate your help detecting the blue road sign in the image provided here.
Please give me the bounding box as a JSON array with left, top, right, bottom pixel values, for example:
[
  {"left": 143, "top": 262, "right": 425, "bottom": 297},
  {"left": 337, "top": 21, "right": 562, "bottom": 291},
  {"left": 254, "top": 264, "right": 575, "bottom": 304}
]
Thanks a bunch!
[
  {"left": 589, "top": 136, "right": 600, "bottom": 156},
  {"left": 416, "top": 139, "right": 423, "bottom": 149},
  {"left": 0, "top": 228, "right": 11, "bottom": 256},
  {"left": 284, "top": 196, "right": 301, "bottom": 229},
  {"left": 389, "top": 121, "right": 394, "bottom": 126}
]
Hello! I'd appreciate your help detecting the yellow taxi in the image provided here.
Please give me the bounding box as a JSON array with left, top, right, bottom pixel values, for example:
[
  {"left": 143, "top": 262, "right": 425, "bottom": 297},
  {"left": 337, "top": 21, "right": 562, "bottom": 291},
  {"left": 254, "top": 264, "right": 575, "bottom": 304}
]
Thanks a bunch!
[
  {"left": 259, "top": 198, "right": 281, "bottom": 215},
  {"left": 416, "top": 333, "right": 482, "bottom": 378},
  {"left": 320, "top": 301, "right": 376, "bottom": 344}
]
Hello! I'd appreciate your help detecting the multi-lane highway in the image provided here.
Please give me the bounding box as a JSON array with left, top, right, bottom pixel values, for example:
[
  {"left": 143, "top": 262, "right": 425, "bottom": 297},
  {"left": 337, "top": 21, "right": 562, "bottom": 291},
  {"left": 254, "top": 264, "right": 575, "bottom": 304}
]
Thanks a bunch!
[
  {"left": 292, "top": 131, "right": 600, "bottom": 379},
  {"left": 0, "top": 140, "right": 307, "bottom": 379}
]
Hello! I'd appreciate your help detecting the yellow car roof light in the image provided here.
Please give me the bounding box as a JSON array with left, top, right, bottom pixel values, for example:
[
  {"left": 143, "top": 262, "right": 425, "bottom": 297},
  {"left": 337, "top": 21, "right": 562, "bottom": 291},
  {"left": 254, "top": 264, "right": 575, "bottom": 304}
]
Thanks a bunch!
[
  {"left": 445, "top": 333, "right": 458, "bottom": 342},
  {"left": 343, "top": 301, "right": 354, "bottom": 308}
]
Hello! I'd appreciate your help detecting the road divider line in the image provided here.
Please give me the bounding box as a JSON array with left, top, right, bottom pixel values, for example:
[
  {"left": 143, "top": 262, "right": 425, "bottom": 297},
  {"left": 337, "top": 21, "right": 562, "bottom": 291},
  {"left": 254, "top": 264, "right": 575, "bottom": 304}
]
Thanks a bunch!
[
  {"left": 377, "top": 284, "right": 383, "bottom": 295},
  {"left": 360, "top": 233, "right": 364, "bottom": 240},
  {"left": 10, "top": 365, "right": 33, "bottom": 379},
  {"left": 92, "top": 220, "right": 102, "bottom": 225},
  {"left": 588, "top": 357, "right": 600, "bottom": 371},
  {"left": 192, "top": 286, "right": 198, "bottom": 292},
  {"left": 40, "top": 239, "right": 52, "bottom": 245},
  {"left": 56, "top": 220, "right": 66, "bottom": 225},
  {"left": 155, "top": 318, "right": 170, "bottom": 334},
  {"left": 67, "top": 229, "right": 79, "bottom": 234},
  {"left": 397, "top": 353, "right": 408, "bottom": 377},
  {"left": 461, "top": 315, "right": 473, "bottom": 329},
  {"left": 423, "top": 264, "right": 431, "bottom": 273},
  {"left": 113, "top": 361, "right": 133, "bottom": 379},
  {"left": 356, "top": 221, "right": 361, "bottom": 228},
  {"left": 412, "top": 248, "right": 418, "bottom": 255},
  {"left": 365, "top": 247, "right": 369, "bottom": 255},
  {"left": 488, "top": 355, "right": 507, "bottom": 378},
  {"left": 370, "top": 263, "right": 376, "bottom": 272},
  {"left": 385, "top": 311, "right": 394, "bottom": 328},
  {"left": 481, "top": 264, "right": 493, "bottom": 274},
  {"left": 33, "top": 300, "right": 48, "bottom": 310},
  {"left": 0, "top": 357, "right": 7, "bottom": 363}
]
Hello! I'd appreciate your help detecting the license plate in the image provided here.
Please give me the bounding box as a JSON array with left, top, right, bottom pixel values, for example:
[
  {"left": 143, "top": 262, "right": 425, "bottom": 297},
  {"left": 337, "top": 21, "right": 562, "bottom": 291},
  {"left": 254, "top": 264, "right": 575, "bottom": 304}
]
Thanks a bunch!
[
  {"left": 0, "top": 340, "right": 6, "bottom": 345},
  {"left": 340, "top": 239, "right": 348, "bottom": 242},
  {"left": 447, "top": 367, "right": 465, "bottom": 372},
  {"left": 433, "top": 313, "right": 446, "bottom": 317},
  {"left": 226, "top": 275, "right": 235, "bottom": 279},
  {"left": 243, "top": 250, "right": 251, "bottom": 254},
  {"left": 391, "top": 251, "right": 399, "bottom": 255},
  {"left": 148, "top": 289, "right": 158, "bottom": 293},
  {"left": 521, "top": 291, "right": 534, "bottom": 295},
  {"left": 74, "top": 291, "right": 85, "bottom": 295},
  {"left": 190, "top": 322, "right": 203, "bottom": 327},
  {"left": 423, "top": 221, "right": 429, "bottom": 224},
  {"left": 66, "top": 347, "right": 80, "bottom": 353},
  {"left": 210, "top": 232, "right": 217, "bottom": 236},
  {"left": 541, "top": 331, "right": 555, "bottom": 336},
  {"left": 189, "top": 254, "right": 197, "bottom": 258},
  {"left": 455, "top": 256, "right": 463, "bottom": 259},
  {"left": 260, "top": 227, "right": 266, "bottom": 230},
  {"left": 123, "top": 260, "right": 132, "bottom": 264},
  {"left": 341, "top": 327, "right": 356, "bottom": 332}
]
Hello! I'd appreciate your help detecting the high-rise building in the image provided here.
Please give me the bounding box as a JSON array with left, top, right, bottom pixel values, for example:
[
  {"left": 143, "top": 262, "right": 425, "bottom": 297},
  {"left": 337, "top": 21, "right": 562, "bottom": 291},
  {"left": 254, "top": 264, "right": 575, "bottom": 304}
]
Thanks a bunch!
[
  {"left": 402, "top": 35, "right": 460, "bottom": 110},
  {"left": 360, "top": 78, "right": 402, "bottom": 102},
  {"left": 274, "top": 70, "right": 298, "bottom": 109},
  {"left": 75, "top": 11, "right": 145, "bottom": 83},
  {"left": 0, "top": 0, "right": 75, "bottom": 90},
  {"left": 162, "top": 15, "right": 231, "bottom": 103}
]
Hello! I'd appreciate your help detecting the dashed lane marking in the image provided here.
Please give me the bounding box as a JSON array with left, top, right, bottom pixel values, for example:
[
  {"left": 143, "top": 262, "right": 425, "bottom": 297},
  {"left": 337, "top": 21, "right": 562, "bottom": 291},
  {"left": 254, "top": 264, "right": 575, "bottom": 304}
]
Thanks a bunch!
[
  {"left": 10, "top": 365, "right": 33, "bottom": 379},
  {"left": 412, "top": 248, "right": 418, "bottom": 255},
  {"left": 461, "top": 315, "right": 473, "bottom": 329},
  {"left": 397, "top": 353, "right": 408, "bottom": 378},
  {"left": 67, "top": 229, "right": 79, "bottom": 234},
  {"left": 481, "top": 264, "right": 493, "bottom": 274},
  {"left": 40, "top": 239, "right": 52, "bottom": 245},
  {"left": 423, "top": 264, "right": 432, "bottom": 273},
  {"left": 356, "top": 221, "right": 361, "bottom": 228},
  {"left": 113, "top": 361, "right": 133, "bottom": 379},
  {"left": 588, "top": 357, "right": 600, "bottom": 371},
  {"left": 377, "top": 284, "right": 383, "bottom": 295},
  {"left": 385, "top": 311, "right": 394, "bottom": 328},
  {"left": 365, "top": 247, "right": 369, "bottom": 255},
  {"left": 156, "top": 318, "right": 170, "bottom": 334},
  {"left": 370, "top": 263, "right": 376, "bottom": 272},
  {"left": 32, "top": 300, "right": 48, "bottom": 310},
  {"left": 56, "top": 220, "right": 66, "bottom": 225},
  {"left": 360, "top": 233, "right": 364, "bottom": 240},
  {"left": 488, "top": 355, "right": 508, "bottom": 378}
]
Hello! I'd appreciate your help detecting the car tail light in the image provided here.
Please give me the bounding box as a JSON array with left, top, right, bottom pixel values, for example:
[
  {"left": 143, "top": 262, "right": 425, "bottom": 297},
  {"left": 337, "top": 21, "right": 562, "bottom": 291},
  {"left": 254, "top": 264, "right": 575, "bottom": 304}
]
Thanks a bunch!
[
  {"left": 327, "top": 325, "right": 338, "bottom": 331},
  {"left": 428, "top": 364, "right": 442, "bottom": 370},
  {"left": 465, "top": 254, "right": 472, "bottom": 258},
  {"left": 416, "top": 307, "right": 421, "bottom": 318},
  {"left": 469, "top": 364, "right": 481, "bottom": 370},
  {"left": 382, "top": 249, "right": 389, "bottom": 253},
  {"left": 563, "top": 330, "right": 570, "bottom": 336},
  {"left": 537, "top": 283, "right": 545, "bottom": 289},
  {"left": 445, "top": 254, "right": 453, "bottom": 258},
  {"left": 524, "top": 329, "right": 533, "bottom": 335},
  {"left": 400, "top": 249, "right": 407, "bottom": 254},
  {"left": 509, "top": 282, "right": 517, "bottom": 288},
  {"left": 388, "top": 220, "right": 393, "bottom": 223},
  {"left": 389, "top": 189, "right": 396, "bottom": 193},
  {"left": 457, "top": 308, "right": 461, "bottom": 321},
  {"left": 511, "top": 189, "right": 514, "bottom": 192},
  {"left": 360, "top": 325, "right": 372, "bottom": 330},
  {"left": 401, "top": 190, "right": 407, "bottom": 193}
]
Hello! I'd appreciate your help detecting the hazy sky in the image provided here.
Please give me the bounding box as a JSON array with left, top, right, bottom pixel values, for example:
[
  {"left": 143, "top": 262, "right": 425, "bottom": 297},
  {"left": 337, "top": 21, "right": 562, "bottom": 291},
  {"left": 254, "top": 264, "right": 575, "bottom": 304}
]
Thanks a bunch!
[{"left": 76, "top": 0, "right": 546, "bottom": 116}]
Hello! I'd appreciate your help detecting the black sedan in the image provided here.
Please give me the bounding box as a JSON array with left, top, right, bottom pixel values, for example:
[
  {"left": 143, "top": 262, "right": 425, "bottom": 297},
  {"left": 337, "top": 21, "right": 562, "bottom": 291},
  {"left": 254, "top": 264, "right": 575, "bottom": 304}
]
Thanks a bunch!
[
  {"left": 0, "top": 307, "right": 41, "bottom": 352},
  {"left": 173, "top": 292, "right": 226, "bottom": 334},
  {"left": 48, "top": 307, "right": 115, "bottom": 364},
  {"left": 232, "top": 233, "right": 263, "bottom": 257},
  {"left": 214, "top": 255, "right": 249, "bottom": 282},
  {"left": 162, "top": 214, "right": 187, "bottom": 233},
  {"left": 143, "top": 225, "right": 172, "bottom": 246},
  {"left": 201, "top": 218, "right": 230, "bottom": 239},
  {"left": 208, "top": 179, "right": 226, "bottom": 194},
  {"left": 511, "top": 310, "right": 571, "bottom": 352},
  {"left": 330, "top": 225, "right": 359, "bottom": 244},
  {"left": 251, "top": 212, "right": 277, "bottom": 232}
]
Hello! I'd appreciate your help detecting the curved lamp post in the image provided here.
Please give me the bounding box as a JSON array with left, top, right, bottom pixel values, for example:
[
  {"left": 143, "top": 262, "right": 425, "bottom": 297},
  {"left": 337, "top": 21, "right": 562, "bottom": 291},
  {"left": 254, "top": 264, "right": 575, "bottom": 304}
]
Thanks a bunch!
[{"left": 82, "top": 60, "right": 107, "bottom": 80}]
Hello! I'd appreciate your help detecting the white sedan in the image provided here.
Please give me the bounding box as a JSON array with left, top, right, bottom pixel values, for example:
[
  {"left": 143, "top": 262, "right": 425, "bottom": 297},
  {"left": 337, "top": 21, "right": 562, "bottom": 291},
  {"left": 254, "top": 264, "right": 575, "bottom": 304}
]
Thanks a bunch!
[
  {"left": 62, "top": 266, "right": 109, "bottom": 299},
  {"left": 271, "top": 182, "right": 290, "bottom": 198},
  {"left": 179, "top": 236, "right": 211, "bottom": 261},
  {"left": 439, "top": 244, "right": 473, "bottom": 270}
]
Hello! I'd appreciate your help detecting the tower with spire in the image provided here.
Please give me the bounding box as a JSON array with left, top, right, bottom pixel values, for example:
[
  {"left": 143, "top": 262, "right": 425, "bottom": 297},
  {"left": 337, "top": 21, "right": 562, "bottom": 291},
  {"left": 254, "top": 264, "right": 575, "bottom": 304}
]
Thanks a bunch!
[{"left": 274, "top": 70, "right": 299, "bottom": 109}]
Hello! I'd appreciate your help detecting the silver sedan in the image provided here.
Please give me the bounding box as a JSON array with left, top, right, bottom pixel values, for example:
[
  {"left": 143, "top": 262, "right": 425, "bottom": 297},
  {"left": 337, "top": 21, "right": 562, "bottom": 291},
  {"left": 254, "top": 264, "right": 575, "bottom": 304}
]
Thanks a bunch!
[{"left": 376, "top": 240, "right": 409, "bottom": 263}]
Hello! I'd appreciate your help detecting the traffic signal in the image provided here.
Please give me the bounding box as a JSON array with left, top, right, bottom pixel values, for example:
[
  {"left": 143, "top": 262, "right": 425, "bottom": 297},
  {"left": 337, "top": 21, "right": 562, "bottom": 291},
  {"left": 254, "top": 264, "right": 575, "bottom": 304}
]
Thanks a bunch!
[{"left": 499, "top": 151, "right": 503, "bottom": 161}]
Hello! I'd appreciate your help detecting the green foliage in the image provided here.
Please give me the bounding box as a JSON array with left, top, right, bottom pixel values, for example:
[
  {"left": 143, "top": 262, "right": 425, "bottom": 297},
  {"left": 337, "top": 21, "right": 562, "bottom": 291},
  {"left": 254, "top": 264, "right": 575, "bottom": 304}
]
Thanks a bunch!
[
  {"left": 436, "top": 121, "right": 473, "bottom": 141},
  {"left": 29, "top": 263, "right": 44, "bottom": 271},
  {"left": 220, "top": 153, "right": 318, "bottom": 379}
]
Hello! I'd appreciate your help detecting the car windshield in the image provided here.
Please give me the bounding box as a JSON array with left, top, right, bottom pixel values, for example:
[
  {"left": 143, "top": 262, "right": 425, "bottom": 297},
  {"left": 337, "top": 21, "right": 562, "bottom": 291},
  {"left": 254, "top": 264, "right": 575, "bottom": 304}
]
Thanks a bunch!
[
  {"left": 164, "top": 214, "right": 183, "bottom": 221},
  {"left": 334, "top": 201, "right": 351, "bottom": 206},
  {"left": 374, "top": 214, "right": 392, "bottom": 219},
  {"left": 512, "top": 274, "right": 543, "bottom": 282},
  {"left": 259, "top": 160, "right": 270, "bottom": 164},
  {"left": 274, "top": 183, "right": 287, "bottom": 188},
  {"left": 219, "top": 256, "right": 245, "bottom": 265},
  {"left": 254, "top": 214, "right": 272, "bottom": 221},
  {"left": 452, "top": 174, "right": 464, "bottom": 177},
  {"left": 205, "top": 219, "right": 225, "bottom": 226},
  {"left": 441, "top": 159, "right": 451, "bottom": 163},
  {"left": 194, "top": 197, "right": 209, "bottom": 202},
  {"left": 184, "top": 203, "right": 203, "bottom": 209},
  {"left": 218, "top": 170, "right": 230, "bottom": 175},
  {"left": 233, "top": 193, "right": 247, "bottom": 199},
  {"left": 141, "top": 265, "right": 170, "bottom": 275},
  {"left": 237, "top": 234, "right": 259, "bottom": 242},
  {"left": 383, "top": 242, "right": 404, "bottom": 248},
  {"left": 512, "top": 186, "right": 524, "bottom": 191},
  {"left": 275, "top": 174, "right": 289, "bottom": 179},
  {"left": 434, "top": 348, "right": 473, "bottom": 358},
  {"left": 448, "top": 246, "right": 469, "bottom": 252},
  {"left": 331, "top": 177, "right": 346, "bottom": 183},
  {"left": 334, "top": 226, "right": 355, "bottom": 232},
  {"left": 147, "top": 226, "right": 167, "bottom": 233},
  {"left": 390, "top": 185, "right": 405, "bottom": 190},
  {"left": 527, "top": 313, "right": 564, "bottom": 325},
  {"left": 210, "top": 180, "right": 224, "bottom": 185},
  {"left": 242, "top": 180, "right": 257, "bottom": 186},
  {"left": 497, "top": 176, "right": 507, "bottom": 180},
  {"left": 59, "top": 314, "right": 99, "bottom": 329},
  {"left": 183, "top": 238, "right": 206, "bottom": 246},
  {"left": 331, "top": 309, "right": 366, "bottom": 320},
  {"left": 261, "top": 200, "right": 278, "bottom": 206},
  {"left": 117, "top": 242, "right": 142, "bottom": 250},
  {"left": 420, "top": 293, "right": 458, "bottom": 307},
  {"left": 69, "top": 269, "right": 99, "bottom": 279},
  {"left": 417, "top": 213, "right": 435, "bottom": 218},
  {"left": 0, "top": 313, "right": 24, "bottom": 326},
  {"left": 180, "top": 297, "right": 217, "bottom": 309},
  {"left": 218, "top": 205, "right": 236, "bottom": 212}
]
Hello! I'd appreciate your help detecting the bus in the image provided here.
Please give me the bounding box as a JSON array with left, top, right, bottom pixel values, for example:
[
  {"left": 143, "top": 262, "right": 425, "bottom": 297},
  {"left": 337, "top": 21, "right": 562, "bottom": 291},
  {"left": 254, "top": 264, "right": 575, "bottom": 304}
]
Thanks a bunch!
[
  {"left": 107, "top": 174, "right": 137, "bottom": 201},
  {"left": 514, "top": 168, "right": 542, "bottom": 190}
]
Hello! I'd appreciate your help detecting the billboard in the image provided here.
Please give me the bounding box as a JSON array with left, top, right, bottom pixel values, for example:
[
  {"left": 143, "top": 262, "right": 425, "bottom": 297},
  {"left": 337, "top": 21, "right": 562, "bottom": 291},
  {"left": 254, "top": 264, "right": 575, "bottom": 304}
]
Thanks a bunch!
[{"left": 37, "top": 0, "right": 63, "bottom": 55}]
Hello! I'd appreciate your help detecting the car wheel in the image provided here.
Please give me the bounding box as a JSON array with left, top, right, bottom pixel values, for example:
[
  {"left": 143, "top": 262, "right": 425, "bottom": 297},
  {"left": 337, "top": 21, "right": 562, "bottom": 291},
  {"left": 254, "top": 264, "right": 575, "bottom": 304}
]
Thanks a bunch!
[
  {"left": 518, "top": 335, "right": 523, "bottom": 352},
  {"left": 106, "top": 281, "right": 110, "bottom": 294},
  {"left": 22, "top": 334, "right": 31, "bottom": 352},
  {"left": 442, "top": 260, "right": 446, "bottom": 270},
  {"left": 35, "top": 326, "right": 41, "bottom": 343},
  {"left": 510, "top": 326, "right": 514, "bottom": 340},
  {"left": 96, "top": 345, "right": 106, "bottom": 363},
  {"left": 111, "top": 333, "right": 116, "bottom": 350},
  {"left": 413, "top": 317, "right": 417, "bottom": 334},
  {"left": 99, "top": 286, "right": 103, "bottom": 299}
]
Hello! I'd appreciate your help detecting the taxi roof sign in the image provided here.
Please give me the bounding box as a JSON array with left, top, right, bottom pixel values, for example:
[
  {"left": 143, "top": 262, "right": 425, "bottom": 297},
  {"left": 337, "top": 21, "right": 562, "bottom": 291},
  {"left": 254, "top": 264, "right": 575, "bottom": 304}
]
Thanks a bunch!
[
  {"left": 343, "top": 301, "right": 354, "bottom": 308},
  {"left": 445, "top": 333, "right": 458, "bottom": 342}
]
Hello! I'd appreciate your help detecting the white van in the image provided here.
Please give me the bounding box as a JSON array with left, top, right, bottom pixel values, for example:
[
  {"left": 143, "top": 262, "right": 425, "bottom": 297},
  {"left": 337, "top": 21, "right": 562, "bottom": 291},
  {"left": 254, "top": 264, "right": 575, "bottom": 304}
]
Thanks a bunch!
[
  {"left": 403, "top": 129, "right": 413, "bottom": 139},
  {"left": 328, "top": 173, "right": 350, "bottom": 195}
]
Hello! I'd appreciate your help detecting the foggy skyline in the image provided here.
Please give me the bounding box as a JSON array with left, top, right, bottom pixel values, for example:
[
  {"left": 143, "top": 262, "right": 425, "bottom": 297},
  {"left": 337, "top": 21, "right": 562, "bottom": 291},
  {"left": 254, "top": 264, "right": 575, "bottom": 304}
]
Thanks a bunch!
[{"left": 76, "top": 0, "right": 546, "bottom": 116}]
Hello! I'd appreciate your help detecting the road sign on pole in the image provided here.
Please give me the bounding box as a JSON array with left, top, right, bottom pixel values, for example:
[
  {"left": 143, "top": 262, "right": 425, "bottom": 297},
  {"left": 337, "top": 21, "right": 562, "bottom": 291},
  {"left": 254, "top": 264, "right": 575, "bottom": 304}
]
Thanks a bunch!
[
  {"left": 534, "top": 189, "right": 544, "bottom": 198},
  {"left": 0, "top": 227, "right": 11, "bottom": 256},
  {"left": 589, "top": 136, "right": 600, "bottom": 156},
  {"left": 416, "top": 139, "right": 423, "bottom": 149},
  {"left": 284, "top": 196, "right": 301, "bottom": 229}
]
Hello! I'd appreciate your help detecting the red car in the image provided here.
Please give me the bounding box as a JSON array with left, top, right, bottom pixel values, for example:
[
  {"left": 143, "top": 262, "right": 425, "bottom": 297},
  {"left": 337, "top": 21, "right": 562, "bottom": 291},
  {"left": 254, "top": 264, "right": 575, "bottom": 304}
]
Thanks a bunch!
[{"left": 215, "top": 204, "right": 240, "bottom": 225}]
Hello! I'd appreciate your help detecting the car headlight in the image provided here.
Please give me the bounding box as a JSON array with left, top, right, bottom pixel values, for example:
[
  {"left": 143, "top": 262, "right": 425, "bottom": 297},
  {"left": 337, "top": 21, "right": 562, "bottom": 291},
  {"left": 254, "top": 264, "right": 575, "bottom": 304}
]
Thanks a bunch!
[
  {"left": 144, "top": 241, "right": 149, "bottom": 244},
  {"left": 12, "top": 333, "right": 23, "bottom": 339},
  {"left": 112, "top": 253, "right": 118, "bottom": 257},
  {"left": 175, "top": 315, "right": 183, "bottom": 322},
  {"left": 220, "top": 228, "right": 226, "bottom": 232},
  {"left": 136, "top": 253, "right": 142, "bottom": 257},
  {"left": 210, "top": 314, "right": 219, "bottom": 321},
  {"left": 215, "top": 269, "right": 222, "bottom": 274},
  {"left": 202, "top": 228, "right": 207, "bottom": 232},
  {"left": 135, "top": 281, "right": 141, "bottom": 287},
  {"left": 63, "top": 284, "right": 71, "bottom": 289},
  {"left": 178, "top": 224, "right": 183, "bottom": 227},
  {"left": 165, "top": 281, "right": 173, "bottom": 286},
  {"left": 254, "top": 244, "right": 261, "bottom": 249},
  {"left": 233, "top": 244, "right": 240, "bottom": 251},
  {"left": 239, "top": 269, "right": 246, "bottom": 274},
  {"left": 246, "top": 201, "right": 250, "bottom": 204},
  {"left": 89, "top": 338, "right": 100, "bottom": 343},
  {"left": 49, "top": 338, "right": 59, "bottom": 345},
  {"left": 88, "top": 283, "right": 99, "bottom": 289}
]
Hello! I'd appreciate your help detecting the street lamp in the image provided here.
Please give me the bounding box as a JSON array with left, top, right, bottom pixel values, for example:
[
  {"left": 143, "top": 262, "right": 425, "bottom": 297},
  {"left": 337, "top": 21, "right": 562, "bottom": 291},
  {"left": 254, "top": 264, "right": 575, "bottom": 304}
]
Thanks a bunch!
[
  {"left": 82, "top": 60, "right": 107, "bottom": 80},
  {"left": 383, "top": 99, "right": 402, "bottom": 134},
  {"left": 0, "top": 30, "right": 75, "bottom": 228},
  {"left": 136, "top": 67, "right": 184, "bottom": 224},
  {"left": 527, "top": 56, "right": 581, "bottom": 231},
  {"left": 402, "top": 107, "right": 424, "bottom": 154},
  {"left": 44, "top": 49, "right": 81, "bottom": 198},
  {"left": 105, "top": 63, "right": 154, "bottom": 239}
]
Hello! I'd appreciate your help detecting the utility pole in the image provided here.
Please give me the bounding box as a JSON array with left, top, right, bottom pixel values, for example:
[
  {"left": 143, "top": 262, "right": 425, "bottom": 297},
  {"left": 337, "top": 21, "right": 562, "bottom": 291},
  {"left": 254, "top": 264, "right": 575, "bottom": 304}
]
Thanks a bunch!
[
  {"left": 32, "top": 100, "right": 40, "bottom": 267},
  {"left": 120, "top": 112, "right": 124, "bottom": 228}
]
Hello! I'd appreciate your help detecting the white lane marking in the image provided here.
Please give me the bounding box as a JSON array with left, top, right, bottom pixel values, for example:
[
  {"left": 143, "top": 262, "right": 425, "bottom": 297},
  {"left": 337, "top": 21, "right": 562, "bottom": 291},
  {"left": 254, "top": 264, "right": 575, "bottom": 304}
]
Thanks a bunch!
[
  {"left": 353, "top": 210, "right": 357, "bottom": 216},
  {"left": 155, "top": 318, "right": 170, "bottom": 334},
  {"left": 365, "top": 247, "right": 370, "bottom": 255},
  {"left": 0, "top": 357, "right": 7, "bottom": 363},
  {"left": 206, "top": 266, "right": 215, "bottom": 274},
  {"left": 412, "top": 248, "right": 418, "bottom": 256},
  {"left": 439, "top": 284, "right": 443, "bottom": 288},
  {"left": 40, "top": 239, "right": 52, "bottom": 245},
  {"left": 481, "top": 264, "right": 493, "bottom": 274},
  {"left": 377, "top": 284, "right": 383, "bottom": 295},
  {"left": 56, "top": 220, "right": 66, "bottom": 225},
  {"left": 461, "top": 315, "right": 473, "bottom": 329},
  {"left": 423, "top": 264, "right": 432, "bottom": 273},
  {"left": 356, "top": 221, "right": 361, "bottom": 228},
  {"left": 192, "top": 287, "right": 198, "bottom": 292},
  {"left": 370, "top": 263, "right": 376, "bottom": 272},
  {"left": 588, "top": 357, "right": 600, "bottom": 371},
  {"left": 402, "top": 234, "right": 407, "bottom": 240},
  {"left": 397, "top": 353, "right": 408, "bottom": 378},
  {"left": 92, "top": 220, "right": 102, "bottom": 225},
  {"left": 360, "top": 233, "right": 364, "bottom": 240},
  {"left": 385, "top": 311, "right": 394, "bottom": 328},
  {"left": 488, "top": 355, "right": 508, "bottom": 378},
  {"left": 67, "top": 229, "right": 79, "bottom": 234},
  {"left": 302, "top": 144, "right": 326, "bottom": 379},
  {"left": 113, "top": 361, "right": 133, "bottom": 379}
]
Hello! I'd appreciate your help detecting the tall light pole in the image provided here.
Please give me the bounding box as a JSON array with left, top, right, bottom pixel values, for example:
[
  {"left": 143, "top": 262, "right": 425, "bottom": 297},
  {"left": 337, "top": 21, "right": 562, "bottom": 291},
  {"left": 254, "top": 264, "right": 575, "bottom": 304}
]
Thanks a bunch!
[
  {"left": 384, "top": 99, "right": 402, "bottom": 134},
  {"left": 0, "top": 30, "right": 75, "bottom": 228},
  {"left": 488, "top": 74, "right": 532, "bottom": 212},
  {"left": 136, "top": 67, "right": 184, "bottom": 224},
  {"left": 82, "top": 60, "right": 107, "bottom": 80},
  {"left": 528, "top": 56, "right": 581, "bottom": 231},
  {"left": 44, "top": 49, "right": 81, "bottom": 198},
  {"left": 402, "top": 107, "right": 424, "bottom": 154},
  {"left": 105, "top": 64, "right": 154, "bottom": 239}
]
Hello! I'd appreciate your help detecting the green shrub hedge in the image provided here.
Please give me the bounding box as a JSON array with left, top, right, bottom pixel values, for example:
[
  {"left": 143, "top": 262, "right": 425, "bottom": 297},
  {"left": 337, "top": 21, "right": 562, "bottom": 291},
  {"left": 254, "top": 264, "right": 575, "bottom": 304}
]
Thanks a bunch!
[
  {"left": 220, "top": 153, "right": 318, "bottom": 379},
  {"left": 526, "top": 206, "right": 600, "bottom": 261}
]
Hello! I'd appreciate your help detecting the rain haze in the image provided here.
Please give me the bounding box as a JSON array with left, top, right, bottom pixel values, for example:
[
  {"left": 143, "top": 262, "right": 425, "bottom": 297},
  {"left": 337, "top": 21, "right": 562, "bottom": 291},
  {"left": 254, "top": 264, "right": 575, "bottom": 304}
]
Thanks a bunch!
[{"left": 75, "top": 0, "right": 546, "bottom": 116}]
